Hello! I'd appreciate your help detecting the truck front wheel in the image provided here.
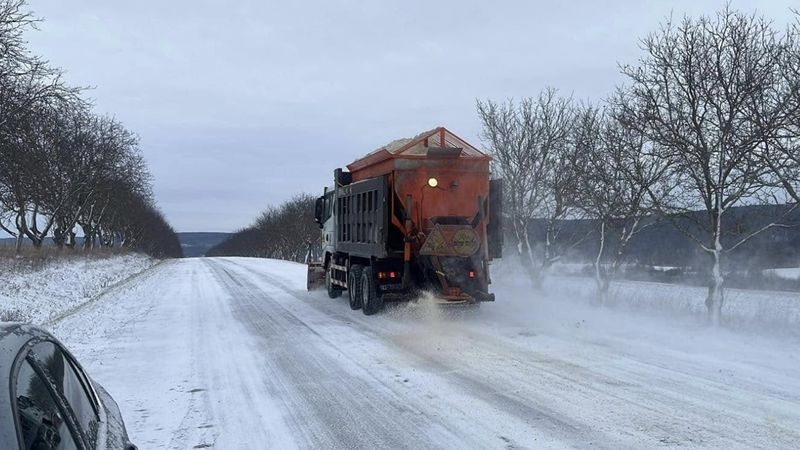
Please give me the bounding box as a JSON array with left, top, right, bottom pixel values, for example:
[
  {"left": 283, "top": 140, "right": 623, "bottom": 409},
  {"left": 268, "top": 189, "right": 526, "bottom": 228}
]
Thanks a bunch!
[
  {"left": 326, "top": 265, "right": 341, "bottom": 299},
  {"left": 361, "top": 268, "right": 384, "bottom": 315},
  {"left": 348, "top": 264, "right": 364, "bottom": 310}
]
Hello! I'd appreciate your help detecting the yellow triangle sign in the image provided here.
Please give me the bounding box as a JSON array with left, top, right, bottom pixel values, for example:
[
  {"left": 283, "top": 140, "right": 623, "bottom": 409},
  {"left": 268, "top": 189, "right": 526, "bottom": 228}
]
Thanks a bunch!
[{"left": 419, "top": 224, "right": 453, "bottom": 255}]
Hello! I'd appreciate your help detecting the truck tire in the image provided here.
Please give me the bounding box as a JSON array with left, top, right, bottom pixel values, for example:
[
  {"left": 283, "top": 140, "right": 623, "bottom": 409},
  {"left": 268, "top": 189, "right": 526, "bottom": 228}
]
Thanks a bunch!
[
  {"left": 326, "top": 265, "right": 341, "bottom": 299},
  {"left": 348, "top": 264, "right": 364, "bottom": 310},
  {"left": 361, "top": 268, "right": 384, "bottom": 315}
]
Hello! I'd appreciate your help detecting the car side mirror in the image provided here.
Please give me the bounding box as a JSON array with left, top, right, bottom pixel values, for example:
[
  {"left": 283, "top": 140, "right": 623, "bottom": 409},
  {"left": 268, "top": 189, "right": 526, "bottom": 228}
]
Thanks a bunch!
[{"left": 314, "top": 197, "right": 324, "bottom": 225}]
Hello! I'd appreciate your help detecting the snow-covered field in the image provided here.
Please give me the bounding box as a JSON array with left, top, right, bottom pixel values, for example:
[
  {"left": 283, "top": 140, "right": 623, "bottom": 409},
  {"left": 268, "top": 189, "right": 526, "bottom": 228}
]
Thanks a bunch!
[
  {"left": 545, "top": 276, "right": 800, "bottom": 337},
  {"left": 0, "top": 252, "right": 156, "bottom": 324},
  {"left": 546, "top": 261, "right": 800, "bottom": 337},
  {"left": 765, "top": 267, "right": 800, "bottom": 280},
  {"left": 41, "top": 257, "right": 800, "bottom": 449}
]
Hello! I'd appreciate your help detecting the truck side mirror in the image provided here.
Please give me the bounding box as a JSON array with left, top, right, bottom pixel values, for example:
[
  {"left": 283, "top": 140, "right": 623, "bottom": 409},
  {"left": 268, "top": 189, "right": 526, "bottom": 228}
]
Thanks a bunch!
[{"left": 314, "top": 197, "right": 324, "bottom": 225}]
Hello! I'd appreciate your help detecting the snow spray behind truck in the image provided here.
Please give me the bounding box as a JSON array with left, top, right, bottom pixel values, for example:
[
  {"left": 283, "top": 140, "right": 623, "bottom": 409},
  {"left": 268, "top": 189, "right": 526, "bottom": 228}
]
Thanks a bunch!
[{"left": 307, "top": 127, "right": 503, "bottom": 315}]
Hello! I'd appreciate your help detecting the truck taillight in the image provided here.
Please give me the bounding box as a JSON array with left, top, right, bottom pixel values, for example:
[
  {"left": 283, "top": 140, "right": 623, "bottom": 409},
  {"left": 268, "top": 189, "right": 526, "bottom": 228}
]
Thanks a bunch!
[
  {"left": 378, "top": 272, "right": 387, "bottom": 279},
  {"left": 469, "top": 271, "right": 475, "bottom": 278},
  {"left": 389, "top": 271, "right": 397, "bottom": 278}
]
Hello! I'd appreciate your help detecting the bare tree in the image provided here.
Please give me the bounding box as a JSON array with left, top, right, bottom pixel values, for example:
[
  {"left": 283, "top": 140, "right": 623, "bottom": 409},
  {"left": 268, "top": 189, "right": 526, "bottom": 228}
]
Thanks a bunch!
[
  {"left": 0, "top": 0, "right": 180, "bottom": 258},
  {"left": 16, "top": 98, "right": 92, "bottom": 248},
  {"left": 575, "top": 98, "right": 671, "bottom": 304},
  {"left": 77, "top": 115, "right": 149, "bottom": 249},
  {"left": 0, "top": 0, "right": 82, "bottom": 251},
  {"left": 208, "top": 194, "right": 318, "bottom": 261},
  {"left": 620, "top": 8, "right": 799, "bottom": 325},
  {"left": 478, "top": 88, "right": 589, "bottom": 287},
  {"left": 758, "top": 14, "right": 800, "bottom": 204}
]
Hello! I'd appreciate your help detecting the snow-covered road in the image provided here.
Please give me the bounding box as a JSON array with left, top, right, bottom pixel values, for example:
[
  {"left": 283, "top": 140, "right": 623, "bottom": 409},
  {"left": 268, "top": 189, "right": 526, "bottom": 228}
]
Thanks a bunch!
[{"left": 51, "top": 257, "right": 800, "bottom": 449}]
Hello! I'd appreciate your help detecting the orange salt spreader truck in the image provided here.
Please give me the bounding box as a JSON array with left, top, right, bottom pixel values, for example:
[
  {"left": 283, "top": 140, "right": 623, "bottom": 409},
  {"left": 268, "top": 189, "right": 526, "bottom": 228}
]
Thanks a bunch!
[{"left": 307, "top": 127, "right": 503, "bottom": 315}]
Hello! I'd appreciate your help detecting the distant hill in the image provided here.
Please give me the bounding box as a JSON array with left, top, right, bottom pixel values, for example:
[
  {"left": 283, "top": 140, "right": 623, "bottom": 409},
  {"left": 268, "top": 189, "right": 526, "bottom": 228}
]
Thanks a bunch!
[
  {"left": 177, "top": 232, "right": 231, "bottom": 257},
  {"left": 2, "top": 232, "right": 230, "bottom": 258}
]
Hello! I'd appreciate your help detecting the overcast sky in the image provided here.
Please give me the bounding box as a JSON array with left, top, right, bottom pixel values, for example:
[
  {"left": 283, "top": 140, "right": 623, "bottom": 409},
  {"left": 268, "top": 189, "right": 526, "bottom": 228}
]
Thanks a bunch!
[{"left": 22, "top": 0, "right": 798, "bottom": 232}]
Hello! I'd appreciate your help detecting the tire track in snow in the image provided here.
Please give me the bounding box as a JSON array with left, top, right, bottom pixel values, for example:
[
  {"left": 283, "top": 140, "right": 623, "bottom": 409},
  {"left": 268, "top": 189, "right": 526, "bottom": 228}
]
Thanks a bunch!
[
  {"left": 222, "top": 257, "right": 800, "bottom": 450},
  {"left": 220, "top": 258, "right": 611, "bottom": 450},
  {"left": 205, "top": 259, "right": 471, "bottom": 450},
  {"left": 56, "top": 257, "right": 798, "bottom": 449}
]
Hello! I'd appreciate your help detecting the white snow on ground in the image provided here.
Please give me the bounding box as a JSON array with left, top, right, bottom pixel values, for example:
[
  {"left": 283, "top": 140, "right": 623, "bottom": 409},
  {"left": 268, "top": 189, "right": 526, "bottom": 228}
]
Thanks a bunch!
[
  {"left": 539, "top": 257, "right": 800, "bottom": 336},
  {"left": 544, "top": 274, "right": 800, "bottom": 337},
  {"left": 49, "top": 260, "right": 305, "bottom": 449},
  {"left": 45, "top": 257, "right": 800, "bottom": 449},
  {"left": 0, "top": 252, "right": 155, "bottom": 324},
  {"left": 765, "top": 267, "right": 800, "bottom": 280}
]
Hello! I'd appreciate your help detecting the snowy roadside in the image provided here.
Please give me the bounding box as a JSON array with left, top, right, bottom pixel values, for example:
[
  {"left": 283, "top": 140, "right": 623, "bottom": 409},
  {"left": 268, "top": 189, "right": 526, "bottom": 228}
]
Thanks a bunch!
[
  {"left": 37, "top": 257, "right": 800, "bottom": 448},
  {"left": 0, "top": 252, "right": 157, "bottom": 324},
  {"left": 550, "top": 276, "right": 800, "bottom": 335},
  {"left": 492, "top": 257, "right": 800, "bottom": 338}
]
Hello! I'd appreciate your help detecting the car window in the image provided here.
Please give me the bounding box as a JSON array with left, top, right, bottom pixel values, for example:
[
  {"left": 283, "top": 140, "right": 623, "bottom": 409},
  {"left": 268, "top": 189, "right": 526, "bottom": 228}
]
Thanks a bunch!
[
  {"left": 31, "top": 341, "right": 99, "bottom": 447},
  {"left": 15, "top": 359, "right": 80, "bottom": 450}
]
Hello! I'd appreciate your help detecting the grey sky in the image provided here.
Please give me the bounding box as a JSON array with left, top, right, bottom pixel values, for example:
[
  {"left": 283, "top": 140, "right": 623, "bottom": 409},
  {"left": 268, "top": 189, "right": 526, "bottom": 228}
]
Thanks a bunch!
[{"left": 23, "top": 0, "right": 797, "bottom": 232}]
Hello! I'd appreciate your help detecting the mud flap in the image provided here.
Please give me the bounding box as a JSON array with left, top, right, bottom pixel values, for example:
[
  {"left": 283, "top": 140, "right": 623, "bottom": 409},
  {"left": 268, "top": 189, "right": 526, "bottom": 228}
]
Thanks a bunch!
[{"left": 488, "top": 179, "right": 503, "bottom": 260}]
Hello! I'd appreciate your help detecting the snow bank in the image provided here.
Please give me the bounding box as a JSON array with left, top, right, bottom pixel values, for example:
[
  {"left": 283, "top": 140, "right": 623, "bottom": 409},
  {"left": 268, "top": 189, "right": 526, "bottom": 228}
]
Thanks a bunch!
[{"left": 0, "top": 252, "right": 156, "bottom": 324}]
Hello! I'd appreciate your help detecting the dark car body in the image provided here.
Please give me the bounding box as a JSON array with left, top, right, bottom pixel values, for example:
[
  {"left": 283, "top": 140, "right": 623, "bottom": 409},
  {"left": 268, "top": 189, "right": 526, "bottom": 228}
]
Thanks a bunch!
[{"left": 0, "top": 323, "right": 136, "bottom": 450}]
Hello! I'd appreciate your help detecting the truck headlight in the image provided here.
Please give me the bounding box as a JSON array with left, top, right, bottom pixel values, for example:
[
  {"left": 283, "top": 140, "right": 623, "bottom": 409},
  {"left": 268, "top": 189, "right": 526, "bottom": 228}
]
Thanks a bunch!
[{"left": 428, "top": 177, "right": 438, "bottom": 187}]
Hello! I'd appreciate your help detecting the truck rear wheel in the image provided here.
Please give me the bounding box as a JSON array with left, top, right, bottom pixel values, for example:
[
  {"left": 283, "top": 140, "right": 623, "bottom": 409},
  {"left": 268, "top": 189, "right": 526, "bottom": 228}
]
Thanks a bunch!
[
  {"left": 361, "top": 268, "right": 383, "bottom": 315},
  {"left": 348, "top": 264, "right": 364, "bottom": 310},
  {"left": 326, "top": 265, "right": 341, "bottom": 299}
]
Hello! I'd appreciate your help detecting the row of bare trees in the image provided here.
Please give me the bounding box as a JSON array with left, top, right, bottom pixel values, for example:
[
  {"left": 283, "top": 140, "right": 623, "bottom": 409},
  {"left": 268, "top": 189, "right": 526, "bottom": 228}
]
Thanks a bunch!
[
  {"left": 0, "top": 0, "right": 181, "bottom": 258},
  {"left": 479, "top": 7, "right": 800, "bottom": 324},
  {"left": 207, "top": 194, "right": 318, "bottom": 261}
]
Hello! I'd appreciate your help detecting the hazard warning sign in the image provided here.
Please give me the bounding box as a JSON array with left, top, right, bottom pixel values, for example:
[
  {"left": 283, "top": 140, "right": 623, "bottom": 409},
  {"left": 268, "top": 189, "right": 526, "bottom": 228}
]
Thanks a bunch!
[
  {"left": 419, "top": 224, "right": 454, "bottom": 255},
  {"left": 452, "top": 227, "right": 480, "bottom": 256}
]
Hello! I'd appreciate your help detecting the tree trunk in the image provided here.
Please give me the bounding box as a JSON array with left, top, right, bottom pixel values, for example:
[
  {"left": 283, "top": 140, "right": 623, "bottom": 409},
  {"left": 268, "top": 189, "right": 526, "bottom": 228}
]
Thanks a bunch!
[
  {"left": 53, "top": 220, "right": 72, "bottom": 249},
  {"left": 15, "top": 207, "right": 28, "bottom": 253},
  {"left": 533, "top": 259, "right": 554, "bottom": 290},
  {"left": 80, "top": 223, "right": 92, "bottom": 250},
  {"left": 27, "top": 206, "right": 44, "bottom": 248},
  {"left": 535, "top": 220, "right": 560, "bottom": 290},
  {"left": 600, "top": 278, "right": 611, "bottom": 305},
  {"left": 29, "top": 234, "right": 43, "bottom": 247},
  {"left": 65, "top": 229, "right": 76, "bottom": 249},
  {"left": 101, "top": 230, "right": 113, "bottom": 247},
  {"left": 518, "top": 222, "right": 543, "bottom": 288},
  {"left": 593, "top": 221, "right": 606, "bottom": 305},
  {"left": 705, "top": 249, "right": 724, "bottom": 326},
  {"left": 16, "top": 209, "right": 43, "bottom": 248},
  {"left": 705, "top": 202, "right": 725, "bottom": 326},
  {"left": 53, "top": 228, "right": 65, "bottom": 249}
]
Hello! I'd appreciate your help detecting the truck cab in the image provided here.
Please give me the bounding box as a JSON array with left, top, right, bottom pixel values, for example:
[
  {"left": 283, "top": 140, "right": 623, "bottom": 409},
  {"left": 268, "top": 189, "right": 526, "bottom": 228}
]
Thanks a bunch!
[{"left": 314, "top": 186, "right": 336, "bottom": 260}]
